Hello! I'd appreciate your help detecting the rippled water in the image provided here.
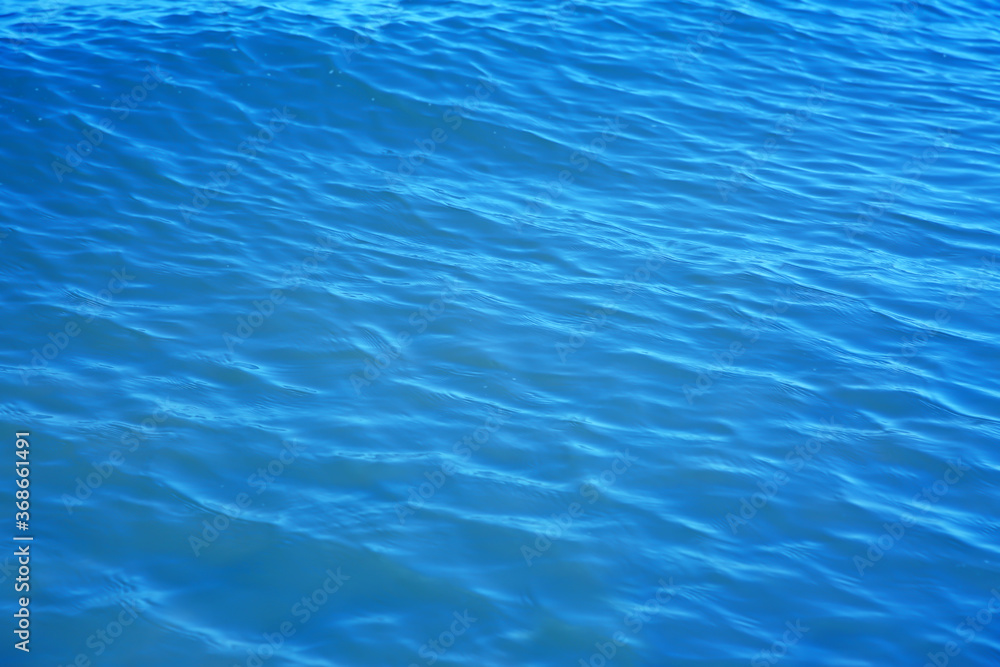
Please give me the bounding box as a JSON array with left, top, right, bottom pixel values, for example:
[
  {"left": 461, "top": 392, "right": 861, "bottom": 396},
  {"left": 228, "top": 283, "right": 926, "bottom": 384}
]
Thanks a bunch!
[{"left": 2, "top": 0, "right": 999, "bottom": 665}]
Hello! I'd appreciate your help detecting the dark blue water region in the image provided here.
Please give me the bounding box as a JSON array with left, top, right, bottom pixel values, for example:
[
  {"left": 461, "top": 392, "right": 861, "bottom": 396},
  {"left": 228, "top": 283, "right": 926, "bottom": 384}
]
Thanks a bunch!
[{"left": 1, "top": 0, "right": 999, "bottom": 665}]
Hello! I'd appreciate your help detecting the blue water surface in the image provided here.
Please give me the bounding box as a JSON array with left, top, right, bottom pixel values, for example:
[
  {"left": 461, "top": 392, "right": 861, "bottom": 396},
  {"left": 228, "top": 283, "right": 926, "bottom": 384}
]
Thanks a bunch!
[{"left": 1, "top": 0, "right": 999, "bottom": 665}]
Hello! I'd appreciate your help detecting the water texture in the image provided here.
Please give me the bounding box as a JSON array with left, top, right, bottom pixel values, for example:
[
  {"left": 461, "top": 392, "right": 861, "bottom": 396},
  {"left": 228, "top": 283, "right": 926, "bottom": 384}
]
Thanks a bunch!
[{"left": 1, "top": 0, "right": 999, "bottom": 665}]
